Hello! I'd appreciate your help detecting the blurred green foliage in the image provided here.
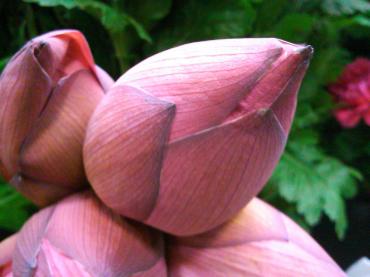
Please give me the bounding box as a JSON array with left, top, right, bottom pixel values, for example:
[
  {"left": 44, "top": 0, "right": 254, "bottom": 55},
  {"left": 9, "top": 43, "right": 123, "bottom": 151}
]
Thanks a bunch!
[{"left": 0, "top": 0, "right": 369, "bottom": 238}]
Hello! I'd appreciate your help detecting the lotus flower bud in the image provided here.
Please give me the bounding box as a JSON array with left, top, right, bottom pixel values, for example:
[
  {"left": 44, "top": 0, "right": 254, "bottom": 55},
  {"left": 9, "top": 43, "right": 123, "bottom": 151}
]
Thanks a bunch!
[
  {"left": 0, "top": 234, "right": 16, "bottom": 277},
  {"left": 0, "top": 30, "right": 112, "bottom": 206},
  {"left": 11, "top": 192, "right": 165, "bottom": 276},
  {"left": 84, "top": 38, "right": 313, "bottom": 235},
  {"left": 167, "top": 198, "right": 345, "bottom": 276}
]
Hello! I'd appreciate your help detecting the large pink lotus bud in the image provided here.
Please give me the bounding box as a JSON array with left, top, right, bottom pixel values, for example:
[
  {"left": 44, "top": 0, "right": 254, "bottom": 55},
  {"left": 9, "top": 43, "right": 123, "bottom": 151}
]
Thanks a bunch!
[
  {"left": 167, "top": 198, "right": 345, "bottom": 276},
  {"left": 84, "top": 38, "right": 313, "bottom": 235},
  {"left": 0, "top": 30, "right": 113, "bottom": 206},
  {"left": 10, "top": 192, "right": 165, "bottom": 276}
]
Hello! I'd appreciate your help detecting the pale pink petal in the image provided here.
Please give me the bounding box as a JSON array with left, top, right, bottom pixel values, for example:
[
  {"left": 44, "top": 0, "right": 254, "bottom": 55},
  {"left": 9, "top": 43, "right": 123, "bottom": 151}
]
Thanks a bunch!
[
  {"left": 35, "top": 239, "right": 91, "bottom": 277},
  {"left": 17, "top": 70, "right": 103, "bottom": 205},
  {"left": 118, "top": 38, "right": 285, "bottom": 141},
  {"left": 168, "top": 198, "right": 345, "bottom": 277},
  {"left": 84, "top": 85, "right": 175, "bottom": 220},
  {"left": 13, "top": 192, "right": 164, "bottom": 276},
  {"left": 13, "top": 206, "right": 55, "bottom": 276}
]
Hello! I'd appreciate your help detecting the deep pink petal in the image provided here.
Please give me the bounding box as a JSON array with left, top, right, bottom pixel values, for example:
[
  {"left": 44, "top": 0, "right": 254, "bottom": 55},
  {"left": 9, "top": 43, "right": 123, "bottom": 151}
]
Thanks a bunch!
[
  {"left": 334, "top": 108, "right": 361, "bottom": 128},
  {"left": 17, "top": 70, "right": 103, "bottom": 205},
  {"left": 13, "top": 192, "right": 164, "bottom": 276},
  {"left": 363, "top": 108, "right": 370, "bottom": 126},
  {"left": 84, "top": 85, "right": 175, "bottom": 220},
  {"left": 118, "top": 38, "right": 285, "bottom": 141},
  {"left": 168, "top": 198, "right": 345, "bottom": 277}
]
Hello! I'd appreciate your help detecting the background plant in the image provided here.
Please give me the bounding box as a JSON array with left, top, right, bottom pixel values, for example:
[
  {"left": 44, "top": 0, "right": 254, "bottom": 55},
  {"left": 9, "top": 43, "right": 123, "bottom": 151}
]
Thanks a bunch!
[{"left": 0, "top": 0, "right": 369, "bottom": 240}]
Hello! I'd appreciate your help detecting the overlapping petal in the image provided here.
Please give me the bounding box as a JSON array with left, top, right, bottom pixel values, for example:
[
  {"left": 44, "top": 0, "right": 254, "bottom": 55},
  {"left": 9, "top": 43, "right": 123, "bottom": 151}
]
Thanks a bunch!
[
  {"left": 85, "top": 38, "right": 313, "bottom": 235},
  {"left": 84, "top": 85, "right": 175, "bottom": 220},
  {"left": 0, "top": 30, "right": 108, "bottom": 205},
  {"left": 117, "top": 38, "right": 284, "bottom": 141},
  {"left": 167, "top": 198, "right": 345, "bottom": 277},
  {"left": 12, "top": 192, "right": 165, "bottom": 277}
]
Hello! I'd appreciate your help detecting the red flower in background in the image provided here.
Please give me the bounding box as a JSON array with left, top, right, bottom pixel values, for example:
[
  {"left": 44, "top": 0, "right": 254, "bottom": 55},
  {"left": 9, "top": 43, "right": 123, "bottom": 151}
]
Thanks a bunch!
[{"left": 329, "top": 58, "right": 370, "bottom": 128}]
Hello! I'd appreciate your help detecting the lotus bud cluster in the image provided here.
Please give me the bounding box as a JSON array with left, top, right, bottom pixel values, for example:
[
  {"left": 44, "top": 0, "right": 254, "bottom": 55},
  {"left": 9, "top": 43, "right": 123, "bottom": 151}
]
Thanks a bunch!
[{"left": 0, "top": 30, "right": 345, "bottom": 276}]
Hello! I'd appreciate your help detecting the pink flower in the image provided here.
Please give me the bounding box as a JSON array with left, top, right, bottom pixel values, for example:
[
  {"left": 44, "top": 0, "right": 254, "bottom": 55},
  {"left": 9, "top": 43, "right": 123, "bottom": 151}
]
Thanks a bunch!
[
  {"left": 0, "top": 30, "right": 113, "bottom": 206},
  {"left": 84, "top": 39, "right": 313, "bottom": 235},
  {"left": 329, "top": 58, "right": 370, "bottom": 128},
  {"left": 0, "top": 30, "right": 345, "bottom": 276}
]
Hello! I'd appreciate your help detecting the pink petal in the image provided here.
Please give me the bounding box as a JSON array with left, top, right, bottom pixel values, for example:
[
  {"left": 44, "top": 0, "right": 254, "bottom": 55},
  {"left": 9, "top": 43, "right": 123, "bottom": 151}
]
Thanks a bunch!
[
  {"left": 143, "top": 45, "right": 312, "bottom": 235},
  {"left": 36, "top": 239, "right": 90, "bottom": 277},
  {"left": 0, "top": 44, "right": 51, "bottom": 180},
  {"left": 95, "top": 65, "right": 115, "bottom": 92},
  {"left": 84, "top": 85, "right": 175, "bottom": 220},
  {"left": 146, "top": 108, "right": 286, "bottom": 235},
  {"left": 334, "top": 108, "right": 361, "bottom": 128},
  {"left": 10, "top": 176, "right": 76, "bottom": 207},
  {"left": 13, "top": 192, "right": 164, "bottom": 276},
  {"left": 132, "top": 257, "right": 167, "bottom": 277},
  {"left": 0, "top": 234, "right": 17, "bottom": 266},
  {"left": 168, "top": 198, "right": 345, "bottom": 277},
  {"left": 363, "top": 109, "right": 370, "bottom": 126},
  {"left": 0, "top": 30, "right": 102, "bottom": 204},
  {"left": 118, "top": 38, "right": 285, "bottom": 141},
  {"left": 33, "top": 30, "right": 97, "bottom": 83},
  {"left": 16, "top": 70, "right": 103, "bottom": 205}
]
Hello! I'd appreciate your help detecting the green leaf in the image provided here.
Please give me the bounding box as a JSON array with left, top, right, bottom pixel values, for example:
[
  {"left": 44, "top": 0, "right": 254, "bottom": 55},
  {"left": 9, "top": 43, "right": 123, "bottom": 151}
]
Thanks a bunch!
[
  {"left": 322, "top": 0, "right": 370, "bottom": 16},
  {"left": 24, "top": 0, "right": 151, "bottom": 41},
  {"left": 273, "top": 13, "right": 315, "bottom": 42},
  {"left": 0, "top": 57, "right": 10, "bottom": 73},
  {"left": 270, "top": 130, "right": 361, "bottom": 239},
  {"left": 151, "top": 0, "right": 256, "bottom": 51},
  {"left": 0, "top": 184, "right": 35, "bottom": 231},
  {"left": 352, "top": 15, "right": 370, "bottom": 27}
]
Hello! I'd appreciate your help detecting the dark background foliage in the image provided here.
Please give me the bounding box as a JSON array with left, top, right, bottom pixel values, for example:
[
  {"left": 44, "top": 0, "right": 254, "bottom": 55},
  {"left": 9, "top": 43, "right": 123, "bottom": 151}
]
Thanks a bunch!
[{"left": 0, "top": 0, "right": 369, "bottom": 268}]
